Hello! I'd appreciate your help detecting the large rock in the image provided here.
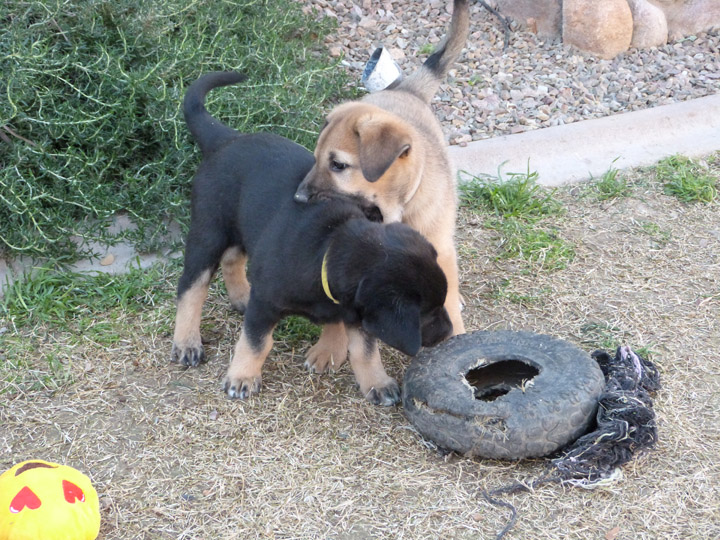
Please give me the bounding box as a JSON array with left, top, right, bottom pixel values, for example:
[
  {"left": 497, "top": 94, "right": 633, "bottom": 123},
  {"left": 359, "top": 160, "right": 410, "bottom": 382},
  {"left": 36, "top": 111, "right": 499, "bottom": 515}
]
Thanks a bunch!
[
  {"left": 563, "top": 0, "right": 634, "bottom": 59},
  {"left": 495, "top": 0, "right": 562, "bottom": 37},
  {"left": 627, "top": 0, "right": 668, "bottom": 48},
  {"left": 648, "top": 0, "right": 720, "bottom": 40}
]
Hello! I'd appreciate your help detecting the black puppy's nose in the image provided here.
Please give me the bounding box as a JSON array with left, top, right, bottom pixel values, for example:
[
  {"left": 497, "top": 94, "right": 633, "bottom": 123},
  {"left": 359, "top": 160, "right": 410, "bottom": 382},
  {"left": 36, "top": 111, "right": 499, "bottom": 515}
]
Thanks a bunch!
[
  {"left": 294, "top": 185, "right": 310, "bottom": 203},
  {"left": 421, "top": 308, "right": 453, "bottom": 348}
]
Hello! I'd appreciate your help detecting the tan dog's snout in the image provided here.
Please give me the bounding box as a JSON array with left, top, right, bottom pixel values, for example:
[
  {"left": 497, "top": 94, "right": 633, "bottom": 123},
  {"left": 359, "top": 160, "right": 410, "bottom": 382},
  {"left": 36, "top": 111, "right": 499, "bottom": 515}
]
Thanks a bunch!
[
  {"left": 294, "top": 181, "right": 312, "bottom": 203},
  {"left": 295, "top": 106, "right": 420, "bottom": 222},
  {"left": 294, "top": 166, "right": 321, "bottom": 203}
]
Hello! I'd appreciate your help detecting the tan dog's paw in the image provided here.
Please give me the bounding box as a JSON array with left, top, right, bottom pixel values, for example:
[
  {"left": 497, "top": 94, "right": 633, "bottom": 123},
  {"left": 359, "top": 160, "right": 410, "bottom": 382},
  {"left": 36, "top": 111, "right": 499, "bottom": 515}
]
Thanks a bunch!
[
  {"left": 223, "top": 374, "right": 262, "bottom": 399},
  {"left": 304, "top": 342, "right": 348, "bottom": 374},
  {"left": 221, "top": 247, "right": 251, "bottom": 314},
  {"left": 228, "top": 295, "right": 249, "bottom": 315},
  {"left": 171, "top": 341, "right": 205, "bottom": 367},
  {"left": 304, "top": 323, "right": 349, "bottom": 373},
  {"left": 226, "top": 280, "right": 250, "bottom": 314},
  {"left": 361, "top": 378, "right": 401, "bottom": 407}
]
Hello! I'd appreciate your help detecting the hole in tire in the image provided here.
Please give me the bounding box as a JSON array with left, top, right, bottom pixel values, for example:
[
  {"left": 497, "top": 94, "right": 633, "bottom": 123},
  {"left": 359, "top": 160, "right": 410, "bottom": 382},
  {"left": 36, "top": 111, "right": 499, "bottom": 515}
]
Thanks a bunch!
[{"left": 465, "top": 360, "right": 540, "bottom": 401}]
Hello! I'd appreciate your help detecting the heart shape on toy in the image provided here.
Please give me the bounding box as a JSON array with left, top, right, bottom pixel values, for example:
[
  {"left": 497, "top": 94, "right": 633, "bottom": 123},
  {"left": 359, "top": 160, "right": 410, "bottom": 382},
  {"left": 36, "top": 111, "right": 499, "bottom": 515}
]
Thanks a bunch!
[
  {"left": 10, "top": 486, "right": 42, "bottom": 513},
  {"left": 63, "top": 480, "right": 86, "bottom": 504}
]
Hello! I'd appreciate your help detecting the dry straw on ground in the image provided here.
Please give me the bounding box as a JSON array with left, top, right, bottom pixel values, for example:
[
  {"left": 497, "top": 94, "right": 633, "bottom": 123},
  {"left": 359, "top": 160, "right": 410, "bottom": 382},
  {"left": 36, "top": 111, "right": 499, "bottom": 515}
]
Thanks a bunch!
[{"left": 2, "top": 161, "right": 720, "bottom": 538}]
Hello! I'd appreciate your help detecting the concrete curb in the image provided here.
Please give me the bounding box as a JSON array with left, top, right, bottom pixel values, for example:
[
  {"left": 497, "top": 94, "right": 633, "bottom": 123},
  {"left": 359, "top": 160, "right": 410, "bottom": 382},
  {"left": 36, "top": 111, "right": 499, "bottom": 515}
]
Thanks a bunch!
[{"left": 449, "top": 93, "right": 720, "bottom": 186}]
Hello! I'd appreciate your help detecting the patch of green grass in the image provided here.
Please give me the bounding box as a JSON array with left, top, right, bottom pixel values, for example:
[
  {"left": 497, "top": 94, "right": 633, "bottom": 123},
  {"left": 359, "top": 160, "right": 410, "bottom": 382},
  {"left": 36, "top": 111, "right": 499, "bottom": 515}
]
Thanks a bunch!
[
  {"left": 589, "top": 164, "right": 632, "bottom": 201},
  {"left": 460, "top": 165, "right": 573, "bottom": 271},
  {"left": 579, "top": 322, "right": 621, "bottom": 350},
  {"left": 638, "top": 221, "right": 672, "bottom": 246},
  {"left": 460, "top": 165, "right": 563, "bottom": 221},
  {"left": 0, "top": 335, "right": 75, "bottom": 394},
  {"left": 419, "top": 43, "right": 435, "bottom": 55},
  {"left": 2, "top": 262, "right": 174, "bottom": 334},
  {"left": 497, "top": 219, "right": 575, "bottom": 270},
  {"left": 709, "top": 152, "right": 720, "bottom": 168},
  {"left": 273, "top": 316, "right": 321, "bottom": 349},
  {"left": 579, "top": 322, "right": 625, "bottom": 350},
  {"left": 1, "top": 261, "right": 178, "bottom": 393},
  {"left": 457, "top": 244, "right": 481, "bottom": 260},
  {"left": 633, "top": 346, "right": 657, "bottom": 363},
  {"left": 576, "top": 324, "right": 657, "bottom": 360},
  {"left": 491, "top": 278, "right": 549, "bottom": 307},
  {"left": 657, "top": 155, "right": 718, "bottom": 203},
  {"left": 467, "top": 74, "right": 484, "bottom": 87},
  {"left": 1, "top": 0, "right": 355, "bottom": 261}
]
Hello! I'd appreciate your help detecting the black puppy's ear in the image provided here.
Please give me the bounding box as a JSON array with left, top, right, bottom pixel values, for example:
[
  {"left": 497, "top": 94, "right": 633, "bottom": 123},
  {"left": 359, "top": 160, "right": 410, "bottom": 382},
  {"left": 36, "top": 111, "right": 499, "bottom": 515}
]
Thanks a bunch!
[
  {"left": 362, "top": 303, "right": 422, "bottom": 356},
  {"left": 356, "top": 280, "right": 422, "bottom": 356}
]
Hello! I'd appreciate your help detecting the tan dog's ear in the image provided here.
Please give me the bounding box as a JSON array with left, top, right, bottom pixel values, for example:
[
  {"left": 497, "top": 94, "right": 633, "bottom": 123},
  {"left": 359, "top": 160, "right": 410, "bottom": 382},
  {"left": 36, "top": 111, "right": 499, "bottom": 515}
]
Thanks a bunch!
[{"left": 356, "top": 118, "right": 411, "bottom": 183}]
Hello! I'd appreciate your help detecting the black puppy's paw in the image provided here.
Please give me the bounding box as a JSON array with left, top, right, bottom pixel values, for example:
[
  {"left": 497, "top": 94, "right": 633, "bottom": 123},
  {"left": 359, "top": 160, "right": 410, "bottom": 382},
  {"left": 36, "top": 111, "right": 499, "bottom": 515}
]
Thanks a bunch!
[
  {"left": 223, "top": 375, "right": 262, "bottom": 399},
  {"left": 171, "top": 342, "right": 206, "bottom": 367},
  {"left": 364, "top": 379, "right": 401, "bottom": 407}
]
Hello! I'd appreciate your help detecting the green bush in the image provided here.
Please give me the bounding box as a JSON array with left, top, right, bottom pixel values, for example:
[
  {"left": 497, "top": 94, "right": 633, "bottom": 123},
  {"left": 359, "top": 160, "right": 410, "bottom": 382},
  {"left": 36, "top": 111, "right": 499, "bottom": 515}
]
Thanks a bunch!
[{"left": 1, "top": 0, "right": 354, "bottom": 261}]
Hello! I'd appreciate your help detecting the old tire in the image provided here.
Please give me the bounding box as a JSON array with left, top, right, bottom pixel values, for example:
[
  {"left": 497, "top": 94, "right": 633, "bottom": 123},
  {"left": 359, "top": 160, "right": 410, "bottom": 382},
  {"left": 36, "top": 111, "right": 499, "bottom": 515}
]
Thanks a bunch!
[{"left": 402, "top": 330, "right": 606, "bottom": 459}]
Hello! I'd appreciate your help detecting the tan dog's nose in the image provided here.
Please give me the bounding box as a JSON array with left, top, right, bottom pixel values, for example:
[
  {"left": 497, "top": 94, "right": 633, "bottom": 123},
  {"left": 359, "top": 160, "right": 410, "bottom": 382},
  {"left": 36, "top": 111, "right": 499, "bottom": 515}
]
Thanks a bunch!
[{"left": 294, "top": 185, "right": 311, "bottom": 203}]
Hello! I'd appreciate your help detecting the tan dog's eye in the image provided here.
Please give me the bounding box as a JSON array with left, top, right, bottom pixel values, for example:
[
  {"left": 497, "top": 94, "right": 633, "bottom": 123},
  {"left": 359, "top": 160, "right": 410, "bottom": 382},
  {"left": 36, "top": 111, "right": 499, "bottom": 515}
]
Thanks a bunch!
[{"left": 330, "top": 160, "right": 348, "bottom": 172}]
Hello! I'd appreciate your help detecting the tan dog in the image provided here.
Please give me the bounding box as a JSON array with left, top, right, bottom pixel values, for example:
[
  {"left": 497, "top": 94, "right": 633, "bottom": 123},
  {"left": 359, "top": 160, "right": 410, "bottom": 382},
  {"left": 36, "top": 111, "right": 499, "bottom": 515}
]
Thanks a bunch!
[{"left": 294, "top": 0, "right": 469, "bottom": 376}]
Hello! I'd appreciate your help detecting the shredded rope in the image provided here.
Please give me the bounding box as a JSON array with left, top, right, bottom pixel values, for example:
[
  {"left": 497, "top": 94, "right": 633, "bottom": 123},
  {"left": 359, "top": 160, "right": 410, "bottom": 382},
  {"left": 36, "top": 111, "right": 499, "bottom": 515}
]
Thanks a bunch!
[{"left": 484, "top": 346, "right": 661, "bottom": 539}]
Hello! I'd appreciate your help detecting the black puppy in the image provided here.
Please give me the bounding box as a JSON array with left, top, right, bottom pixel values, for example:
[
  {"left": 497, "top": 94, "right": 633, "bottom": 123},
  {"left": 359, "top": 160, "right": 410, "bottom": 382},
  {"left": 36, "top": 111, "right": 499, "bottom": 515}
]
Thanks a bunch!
[{"left": 171, "top": 72, "right": 452, "bottom": 406}]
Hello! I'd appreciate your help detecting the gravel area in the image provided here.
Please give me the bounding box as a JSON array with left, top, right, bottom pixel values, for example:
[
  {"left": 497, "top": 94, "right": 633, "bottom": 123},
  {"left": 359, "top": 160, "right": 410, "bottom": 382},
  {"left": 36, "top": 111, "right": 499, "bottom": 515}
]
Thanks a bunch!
[{"left": 301, "top": 0, "right": 720, "bottom": 145}]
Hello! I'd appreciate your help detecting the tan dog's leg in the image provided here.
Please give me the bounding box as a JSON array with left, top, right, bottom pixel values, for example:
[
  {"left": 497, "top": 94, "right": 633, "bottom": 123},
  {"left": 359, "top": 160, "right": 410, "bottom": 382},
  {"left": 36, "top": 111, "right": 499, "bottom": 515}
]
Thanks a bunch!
[
  {"left": 221, "top": 247, "right": 251, "bottom": 313},
  {"left": 172, "top": 268, "right": 213, "bottom": 366},
  {"left": 437, "top": 244, "right": 465, "bottom": 335},
  {"left": 347, "top": 327, "right": 400, "bottom": 406},
  {"left": 305, "top": 322, "right": 349, "bottom": 373},
  {"left": 223, "top": 324, "right": 275, "bottom": 399}
]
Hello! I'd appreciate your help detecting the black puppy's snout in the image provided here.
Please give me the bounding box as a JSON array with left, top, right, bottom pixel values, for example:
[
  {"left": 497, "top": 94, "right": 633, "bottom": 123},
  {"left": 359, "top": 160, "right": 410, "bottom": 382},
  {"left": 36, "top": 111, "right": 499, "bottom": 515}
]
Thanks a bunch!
[{"left": 421, "top": 307, "right": 453, "bottom": 348}]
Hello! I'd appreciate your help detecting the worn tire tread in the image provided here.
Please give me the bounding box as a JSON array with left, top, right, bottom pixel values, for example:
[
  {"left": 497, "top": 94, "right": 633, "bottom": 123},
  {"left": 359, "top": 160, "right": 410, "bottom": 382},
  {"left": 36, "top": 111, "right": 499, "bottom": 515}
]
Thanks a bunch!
[{"left": 402, "top": 331, "right": 606, "bottom": 459}]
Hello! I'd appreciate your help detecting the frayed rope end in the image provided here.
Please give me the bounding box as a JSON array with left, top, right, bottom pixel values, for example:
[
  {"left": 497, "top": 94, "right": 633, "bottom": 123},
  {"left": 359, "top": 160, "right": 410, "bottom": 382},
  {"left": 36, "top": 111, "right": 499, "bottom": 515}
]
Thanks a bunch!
[{"left": 484, "top": 346, "right": 662, "bottom": 539}]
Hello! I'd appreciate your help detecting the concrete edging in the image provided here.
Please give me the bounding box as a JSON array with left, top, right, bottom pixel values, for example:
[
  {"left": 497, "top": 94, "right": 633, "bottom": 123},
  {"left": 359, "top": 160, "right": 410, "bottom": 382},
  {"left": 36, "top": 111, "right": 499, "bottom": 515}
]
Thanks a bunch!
[{"left": 449, "top": 93, "right": 720, "bottom": 186}]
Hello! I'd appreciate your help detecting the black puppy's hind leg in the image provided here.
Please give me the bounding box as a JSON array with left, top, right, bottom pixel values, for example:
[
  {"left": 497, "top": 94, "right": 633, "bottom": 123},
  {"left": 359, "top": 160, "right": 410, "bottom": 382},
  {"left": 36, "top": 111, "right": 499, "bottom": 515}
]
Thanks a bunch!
[
  {"left": 172, "top": 233, "right": 226, "bottom": 367},
  {"left": 223, "top": 298, "right": 277, "bottom": 399}
]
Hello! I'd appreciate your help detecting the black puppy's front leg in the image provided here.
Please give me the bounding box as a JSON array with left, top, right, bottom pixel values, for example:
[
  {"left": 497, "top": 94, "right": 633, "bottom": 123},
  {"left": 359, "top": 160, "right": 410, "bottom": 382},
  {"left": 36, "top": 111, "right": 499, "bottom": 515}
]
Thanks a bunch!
[
  {"left": 347, "top": 327, "right": 400, "bottom": 406},
  {"left": 223, "top": 299, "right": 277, "bottom": 399}
]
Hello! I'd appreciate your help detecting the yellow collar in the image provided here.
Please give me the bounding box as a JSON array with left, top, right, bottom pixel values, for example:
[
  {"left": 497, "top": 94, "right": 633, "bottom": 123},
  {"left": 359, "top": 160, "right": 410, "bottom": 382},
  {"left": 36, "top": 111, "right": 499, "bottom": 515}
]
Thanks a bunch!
[{"left": 321, "top": 250, "right": 340, "bottom": 304}]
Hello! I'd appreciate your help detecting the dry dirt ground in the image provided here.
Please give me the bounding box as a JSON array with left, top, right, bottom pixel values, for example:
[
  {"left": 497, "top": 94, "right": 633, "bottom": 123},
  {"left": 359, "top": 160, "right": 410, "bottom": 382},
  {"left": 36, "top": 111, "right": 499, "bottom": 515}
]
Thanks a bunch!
[{"left": 2, "top": 158, "right": 719, "bottom": 539}]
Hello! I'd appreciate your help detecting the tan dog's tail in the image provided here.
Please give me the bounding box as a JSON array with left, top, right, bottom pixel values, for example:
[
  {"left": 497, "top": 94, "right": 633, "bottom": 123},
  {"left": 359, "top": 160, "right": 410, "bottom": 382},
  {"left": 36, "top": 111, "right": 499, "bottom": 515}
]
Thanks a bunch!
[
  {"left": 396, "top": 0, "right": 469, "bottom": 103},
  {"left": 183, "top": 71, "right": 248, "bottom": 156}
]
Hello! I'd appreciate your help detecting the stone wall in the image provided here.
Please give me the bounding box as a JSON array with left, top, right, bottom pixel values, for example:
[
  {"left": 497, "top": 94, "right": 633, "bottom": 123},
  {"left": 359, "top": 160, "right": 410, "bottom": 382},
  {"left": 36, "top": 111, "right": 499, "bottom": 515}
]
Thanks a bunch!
[{"left": 493, "top": 0, "right": 720, "bottom": 59}]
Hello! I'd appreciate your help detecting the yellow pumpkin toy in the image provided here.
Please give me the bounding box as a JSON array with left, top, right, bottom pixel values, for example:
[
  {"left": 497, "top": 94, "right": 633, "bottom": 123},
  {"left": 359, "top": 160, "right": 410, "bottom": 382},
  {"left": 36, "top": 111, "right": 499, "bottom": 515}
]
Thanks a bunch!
[{"left": 0, "top": 460, "right": 100, "bottom": 540}]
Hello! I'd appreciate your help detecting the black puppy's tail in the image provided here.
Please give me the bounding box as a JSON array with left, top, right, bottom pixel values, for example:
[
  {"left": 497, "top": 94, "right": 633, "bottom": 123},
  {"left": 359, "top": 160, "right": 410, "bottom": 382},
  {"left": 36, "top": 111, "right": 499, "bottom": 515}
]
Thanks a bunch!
[
  {"left": 395, "top": 0, "right": 469, "bottom": 103},
  {"left": 183, "top": 71, "right": 248, "bottom": 155}
]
